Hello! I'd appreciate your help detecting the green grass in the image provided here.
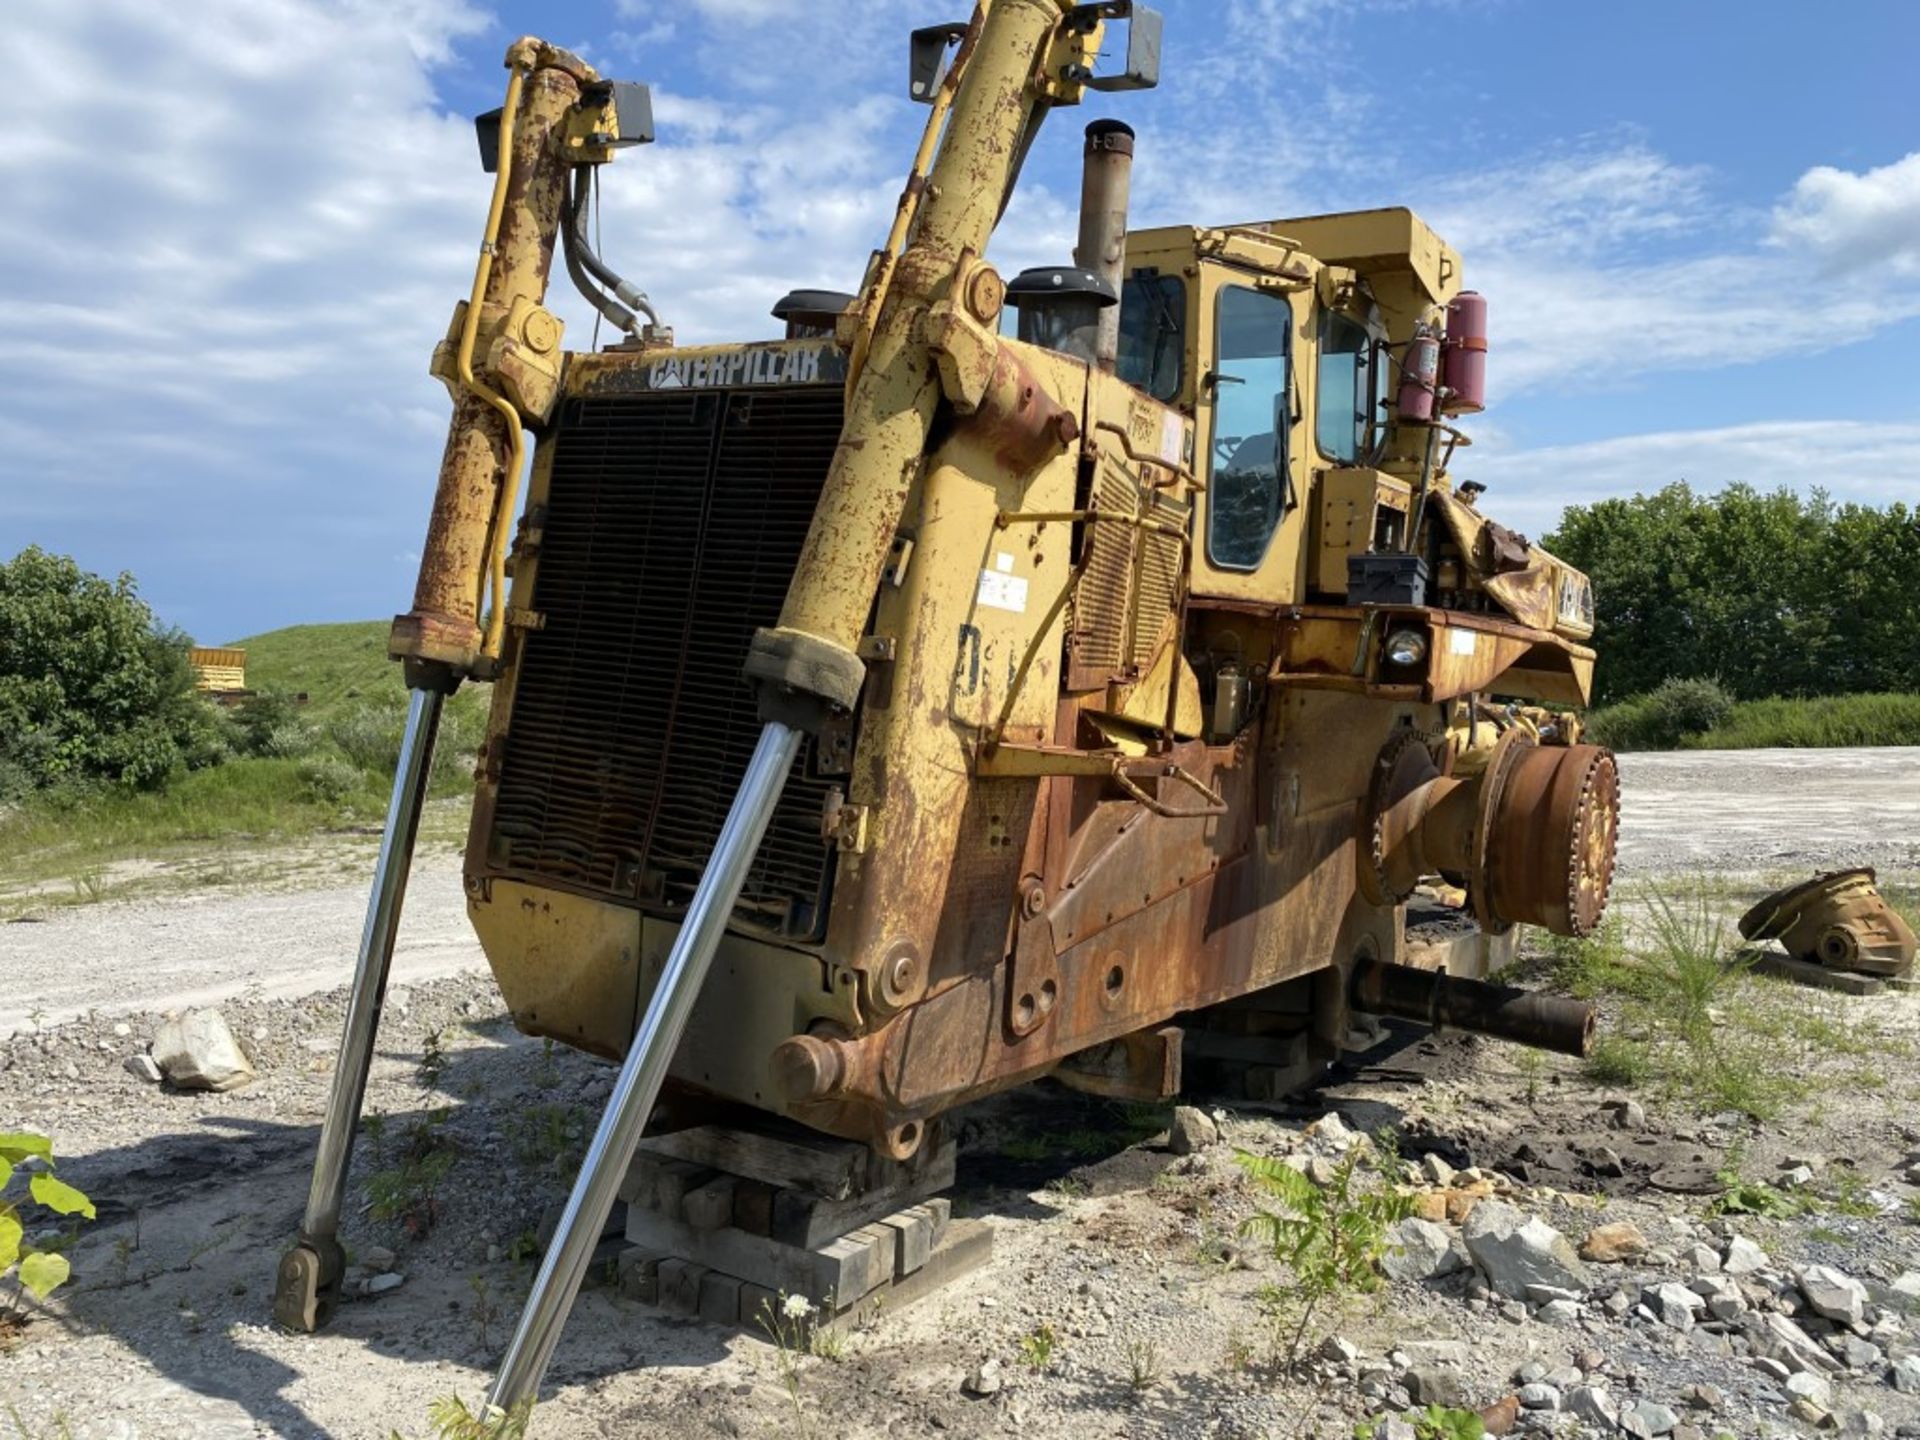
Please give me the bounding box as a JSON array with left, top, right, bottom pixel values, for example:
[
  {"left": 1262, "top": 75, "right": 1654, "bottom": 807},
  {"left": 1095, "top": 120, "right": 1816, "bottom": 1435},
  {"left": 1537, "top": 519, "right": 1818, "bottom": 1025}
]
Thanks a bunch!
[
  {"left": 1538, "top": 883, "right": 1899, "bottom": 1122},
  {"left": 1590, "top": 690, "right": 1920, "bottom": 752},
  {"left": 0, "top": 621, "right": 489, "bottom": 909},
  {"left": 227, "top": 620, "right": 414, "bottom": 720}
]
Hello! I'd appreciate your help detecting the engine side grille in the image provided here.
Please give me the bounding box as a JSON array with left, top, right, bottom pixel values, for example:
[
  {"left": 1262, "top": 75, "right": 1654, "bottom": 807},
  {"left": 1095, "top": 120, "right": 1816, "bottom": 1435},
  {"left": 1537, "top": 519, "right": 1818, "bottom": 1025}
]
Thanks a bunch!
[{"left": 487, "top": 385, "right": 845, "bottom": 941}]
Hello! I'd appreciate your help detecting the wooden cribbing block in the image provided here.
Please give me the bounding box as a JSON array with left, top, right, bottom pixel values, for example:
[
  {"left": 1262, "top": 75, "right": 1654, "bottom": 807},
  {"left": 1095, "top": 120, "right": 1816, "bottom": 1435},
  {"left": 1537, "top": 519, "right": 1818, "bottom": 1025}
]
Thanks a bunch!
[
  {"left": 769, "top": 1137, "right": 957, "bottom": 1248},
  {"left": 682, "top": 1176, "right": 737, "bottom": 1232},
  {"left": 615, "top": 1249, "right": 662, "bottom": 1305},
  {"left": 738, "top": 1282, "right": 781, "bottom": 1332},
  {"left": 837, "top": 1219, "right": 994, "bottom": 1330},
  {"left": 1745, "top": 947, "right": 1886, "bottom": 995},
  {"left": 639, "top": 1125, "right": 869, "bottom": 1200},
  {"left": 698, "top": 1271, "right": 745, "bottom": 1325},
  {"left": 828, "top": 1224, "right": 899, "bottom": 1304},
  {"left": 656, "top": 1258, "right": 708, "bottom": 1317},
  {"left": 625, "top": 1208, "right": 897, "bottom": 1310},
  {"left": 621, "top": 1155, "right": 716, "bottom": 1219},
  {"left": 877, "top": 1205, "right": 935, "bottom": 1278},
  {"left": 732, "top": 1179, "right": 775, "bottom": 1237}
]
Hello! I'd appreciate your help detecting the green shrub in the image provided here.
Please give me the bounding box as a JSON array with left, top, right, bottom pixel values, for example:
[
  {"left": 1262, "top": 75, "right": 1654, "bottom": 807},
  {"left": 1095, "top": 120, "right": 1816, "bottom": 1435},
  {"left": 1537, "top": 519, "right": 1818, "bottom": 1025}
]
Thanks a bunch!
[
  {"left": 2, "top": 1131, "right": 96, "bottom": 1312},
  {"left": 1588, "top": 676, "right": 1734, "bottom": 750},
  {"left": 0, "top": 548, "right": 227, "bottom": 792},
  {"left": 1644, "top": 676, "right": 1735, "bottom": 739},
  {"left": 1235, "top": 1140, "right": 1411, "bottom": 1365},
  {"left": 296, "top": 755, "right": 363, "bottom": 804},
  {"left": 1686, "top": 692, "right": 1920, "bottom": 750},
  {"left": 1589, "top": 687, "right": 1920, "bottom": 752},
  {"left": 328, "top": 698, "right": 482, "bottom": 788},
  {"left": 328, "top": 703, "right": 406, "bottom": 776},
  {"left": 229, "top": 691, "right": 318, "bottom": 759}
]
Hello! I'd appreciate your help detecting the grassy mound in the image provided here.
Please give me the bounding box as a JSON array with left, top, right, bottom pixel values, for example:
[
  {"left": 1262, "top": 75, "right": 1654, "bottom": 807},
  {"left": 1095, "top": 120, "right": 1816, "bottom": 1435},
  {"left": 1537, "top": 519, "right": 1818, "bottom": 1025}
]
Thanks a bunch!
[{"left": 227, "top": 620, "right": 410, "bottom": 719}]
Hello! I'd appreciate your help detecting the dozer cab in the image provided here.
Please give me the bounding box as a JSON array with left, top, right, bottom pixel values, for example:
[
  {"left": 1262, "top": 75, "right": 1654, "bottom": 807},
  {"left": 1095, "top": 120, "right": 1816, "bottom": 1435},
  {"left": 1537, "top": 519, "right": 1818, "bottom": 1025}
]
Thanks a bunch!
[{"left": 276, "top": 5, "right": 1618, "bottom": 1416}]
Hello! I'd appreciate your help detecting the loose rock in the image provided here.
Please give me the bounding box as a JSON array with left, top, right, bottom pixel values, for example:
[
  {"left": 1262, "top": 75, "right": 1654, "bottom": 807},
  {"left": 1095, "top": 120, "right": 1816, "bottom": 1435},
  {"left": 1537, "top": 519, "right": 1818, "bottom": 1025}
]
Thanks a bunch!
[
  {"left": 1382, "top": 1217, "right": 1467, "bottom": 1283},
  {"left": 1579, "top": 1219, "right": 1649, "bottom": 1263},
  {"left": 1567, "top": 1386, "right": 1619, "bottom": 1429},
  {"left": 1463, "top": 1200, "right": 1589, "bottom": 1300},
  {"left": 1723, "top": 1234, "right": 1770, "bottom": 1276},
  {"left": 1168, "top": 1105, "right": 1218, "bottom": 1155},
  {"left": 121, "top": 1053, "right": 162, "bottom": 1084},
  {"left": 1798, "top": 1264, "right": 1869, "bottom": 1326},
  {"left": 150, "top": 1009, "right": 254, "bottom": 1092},
  {"left": 962, "top": 1358, "right": 1004, "bottom": 1397},
  {"left": 1621, "top": 1399, "right": 1679, "bottom": 1437}
]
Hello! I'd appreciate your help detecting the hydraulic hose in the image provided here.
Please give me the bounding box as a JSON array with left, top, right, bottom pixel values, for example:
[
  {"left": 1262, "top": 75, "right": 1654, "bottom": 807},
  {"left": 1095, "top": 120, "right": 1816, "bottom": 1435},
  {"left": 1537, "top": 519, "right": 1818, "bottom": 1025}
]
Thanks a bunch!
[
  {"left": 566, "top": 168, "right": 658, "bottom": 328},
  {"left": 562, "top": 170, "right": 638, "bottom": 335}
]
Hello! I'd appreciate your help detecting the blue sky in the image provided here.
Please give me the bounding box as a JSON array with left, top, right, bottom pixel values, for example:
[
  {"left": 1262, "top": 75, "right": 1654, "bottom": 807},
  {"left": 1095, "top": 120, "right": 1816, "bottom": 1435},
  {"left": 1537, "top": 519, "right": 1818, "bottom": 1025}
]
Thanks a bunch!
[{"left": 5, "top": 0, "right": 1917, "bottom": 642}]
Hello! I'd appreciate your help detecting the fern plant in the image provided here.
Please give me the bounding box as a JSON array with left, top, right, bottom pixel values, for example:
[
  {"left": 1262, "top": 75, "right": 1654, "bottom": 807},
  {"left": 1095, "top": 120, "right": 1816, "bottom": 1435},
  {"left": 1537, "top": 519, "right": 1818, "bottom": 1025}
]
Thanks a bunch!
[
  {"left": 1234, "top": 1142, "right": 1411, "bottom": 1365},
  {"left": 388, "top": 1395, "right": 532, "bottom": 1440},
  {"left": 1, "top": 1132, "right": 95, "bottom": 1315}
]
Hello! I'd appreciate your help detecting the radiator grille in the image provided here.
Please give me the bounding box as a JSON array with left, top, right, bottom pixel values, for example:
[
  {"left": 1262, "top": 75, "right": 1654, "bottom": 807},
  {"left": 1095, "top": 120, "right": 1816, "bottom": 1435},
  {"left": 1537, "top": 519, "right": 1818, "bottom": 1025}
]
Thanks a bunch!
[{"left": 487, "top": 385, "right": 845, "bottom": 941}]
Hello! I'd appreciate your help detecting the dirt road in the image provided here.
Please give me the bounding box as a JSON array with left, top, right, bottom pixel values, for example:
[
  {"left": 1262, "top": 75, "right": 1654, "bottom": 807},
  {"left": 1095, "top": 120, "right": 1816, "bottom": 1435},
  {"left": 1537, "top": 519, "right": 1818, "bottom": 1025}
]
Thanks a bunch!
[
  {"left": 0, "top": 853, "right": 480, "bottom": 1038},
  {"left": 2, "top": 748, "right": 1915, "bottom": 1439},
  {"left": 1613, "top": 746, "right": 1920, "bottom": 877}
]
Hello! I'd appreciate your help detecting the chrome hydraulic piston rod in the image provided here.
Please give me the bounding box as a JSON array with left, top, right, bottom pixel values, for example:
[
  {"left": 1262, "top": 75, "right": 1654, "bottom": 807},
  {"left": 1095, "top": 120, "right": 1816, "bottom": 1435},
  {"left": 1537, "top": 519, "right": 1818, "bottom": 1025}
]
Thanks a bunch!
[
  {"left": 273, "top": 685, "right": 445, "bottom": 1331},
  {"left": 487, "top": 720, "right": 802, "bottom": 1413}
]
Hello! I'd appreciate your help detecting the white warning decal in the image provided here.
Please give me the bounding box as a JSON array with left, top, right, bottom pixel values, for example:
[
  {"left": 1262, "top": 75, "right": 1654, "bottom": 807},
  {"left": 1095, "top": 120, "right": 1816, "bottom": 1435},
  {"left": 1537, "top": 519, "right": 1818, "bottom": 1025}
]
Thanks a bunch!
[
  {"left": 1448, "top": 628, "right": 1478, "bottom": 657},
  {"left": 976, "top": 567, "right": 1029, "bottom": 614}
]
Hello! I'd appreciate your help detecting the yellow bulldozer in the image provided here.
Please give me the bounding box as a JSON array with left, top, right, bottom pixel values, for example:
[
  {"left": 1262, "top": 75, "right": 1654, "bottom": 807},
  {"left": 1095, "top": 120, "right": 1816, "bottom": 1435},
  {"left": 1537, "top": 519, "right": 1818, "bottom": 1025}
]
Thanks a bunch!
[{"left": 276, "top": 4, "right": 1619, "bottom": 1416}]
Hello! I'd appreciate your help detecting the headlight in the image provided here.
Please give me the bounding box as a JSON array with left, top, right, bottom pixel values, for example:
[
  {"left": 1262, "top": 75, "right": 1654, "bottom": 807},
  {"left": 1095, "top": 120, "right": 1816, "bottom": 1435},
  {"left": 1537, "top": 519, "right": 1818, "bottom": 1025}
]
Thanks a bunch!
[{"left": 1384, "top": 629, "right": 1428, "bottom": 666}]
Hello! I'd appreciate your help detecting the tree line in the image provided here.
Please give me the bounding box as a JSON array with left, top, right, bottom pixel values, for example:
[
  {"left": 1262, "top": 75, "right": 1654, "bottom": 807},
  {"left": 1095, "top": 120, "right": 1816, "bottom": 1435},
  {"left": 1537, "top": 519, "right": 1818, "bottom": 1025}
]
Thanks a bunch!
[{"left": 1543, "top": 483, "right": 1920, "bottom": 705}]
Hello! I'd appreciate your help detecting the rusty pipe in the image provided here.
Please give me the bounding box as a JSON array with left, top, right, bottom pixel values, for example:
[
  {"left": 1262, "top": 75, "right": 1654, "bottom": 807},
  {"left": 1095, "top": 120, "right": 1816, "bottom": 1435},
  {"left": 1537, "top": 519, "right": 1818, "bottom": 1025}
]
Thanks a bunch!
[
  {"left": 391, "top": 41, "right": 589, "bottom": 679},
  {"left": 1073, "top": 118, "right": 1133, "bottom": 373},
  {"left": 1350, "top": 957, "right": 1596, "bottom": 1058}
]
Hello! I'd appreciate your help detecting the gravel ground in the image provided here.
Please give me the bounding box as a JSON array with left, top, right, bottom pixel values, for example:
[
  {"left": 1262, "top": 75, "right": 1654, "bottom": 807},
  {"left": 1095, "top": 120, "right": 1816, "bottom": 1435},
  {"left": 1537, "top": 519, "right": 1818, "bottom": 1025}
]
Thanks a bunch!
[{"left": 1, "top": 747, "right": 1917, "bottom": 1439}]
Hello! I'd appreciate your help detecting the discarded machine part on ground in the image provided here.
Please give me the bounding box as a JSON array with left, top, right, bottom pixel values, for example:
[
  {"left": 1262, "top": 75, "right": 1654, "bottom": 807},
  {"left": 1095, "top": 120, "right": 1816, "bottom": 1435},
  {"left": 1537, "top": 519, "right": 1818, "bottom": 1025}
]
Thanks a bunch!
[
  {"left": 277, "top": 7, "right": 1625, "bottom": 1416},
  {"left": 1739, "top": 867, "right": 1917, "bottom": 977}
]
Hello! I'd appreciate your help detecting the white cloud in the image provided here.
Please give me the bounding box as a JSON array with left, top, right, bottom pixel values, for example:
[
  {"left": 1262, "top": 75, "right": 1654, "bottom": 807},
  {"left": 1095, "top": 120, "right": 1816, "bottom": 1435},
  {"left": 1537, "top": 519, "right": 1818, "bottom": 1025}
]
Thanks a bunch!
[
  {"left": 1412, "top": 145, "right": 1920, "bottom": 400},
  {"left": 1772, "top": 151, "right": 1920, "bottom": 279},
  {"left": 1466, "top": 420, "right": 1920, "bottom": 540}
]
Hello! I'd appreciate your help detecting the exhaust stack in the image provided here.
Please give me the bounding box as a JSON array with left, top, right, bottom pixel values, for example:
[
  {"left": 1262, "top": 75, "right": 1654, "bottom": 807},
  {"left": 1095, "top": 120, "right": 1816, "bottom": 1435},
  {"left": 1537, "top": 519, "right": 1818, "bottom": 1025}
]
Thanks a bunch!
[{"left": 1073, "top": 119, "right": 1135, "bottom": 372}]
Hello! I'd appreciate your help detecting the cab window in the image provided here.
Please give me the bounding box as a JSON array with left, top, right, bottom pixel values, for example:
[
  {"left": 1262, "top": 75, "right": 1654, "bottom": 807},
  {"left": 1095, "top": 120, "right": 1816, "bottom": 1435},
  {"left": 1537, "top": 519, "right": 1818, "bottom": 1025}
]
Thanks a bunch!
[
  {"left": 1206, "top": 285, "right": 1293, "bottom": 570},
  {"left": 1316, "top": 310, "right": 1385, "bottom": 465},
  {"left": 1116, "top": 272, "right": 1185, "bottom": 403}
]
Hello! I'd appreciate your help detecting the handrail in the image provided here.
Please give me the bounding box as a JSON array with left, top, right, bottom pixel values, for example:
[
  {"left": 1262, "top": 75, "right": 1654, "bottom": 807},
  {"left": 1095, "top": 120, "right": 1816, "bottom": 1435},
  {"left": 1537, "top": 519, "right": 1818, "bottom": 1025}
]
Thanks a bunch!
[{"left": 457, "top": 49, "right": 533, "bottom": 662}]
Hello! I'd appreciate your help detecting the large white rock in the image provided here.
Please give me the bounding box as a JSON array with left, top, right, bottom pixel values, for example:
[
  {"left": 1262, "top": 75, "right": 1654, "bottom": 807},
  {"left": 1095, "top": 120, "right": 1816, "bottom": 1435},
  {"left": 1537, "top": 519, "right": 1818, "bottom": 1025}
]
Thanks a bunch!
[
  {"left": 1461, "top": 1199, "right": 1589, "bottom": 1300},
  {"left": 1723, "top": 1234, "right": 1771, "bottom": 1276},
  {"left": 1797, "top": 1264, "right": 1869, "bottom": 1326},
  {"left": 150, "top": 1009, "right": 255, "bottom": 1092},
  {"left": 1754, "top": 1312, "right": 1842, "bottom": 1374},
  {"left": 1382, "top": 1217, "right": 1467, "bottom": 1283},
  {"left": 1567, "top": 1386, "right": 1619, "bottom": 1429}
]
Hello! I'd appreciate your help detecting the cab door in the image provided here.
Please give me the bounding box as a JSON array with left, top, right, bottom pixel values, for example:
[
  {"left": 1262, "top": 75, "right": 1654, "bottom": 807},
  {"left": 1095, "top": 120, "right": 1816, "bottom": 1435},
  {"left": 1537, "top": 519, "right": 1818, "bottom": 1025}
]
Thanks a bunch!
[{"left": 1191, "top": 275, "right": 1310, "bottom": 602}]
